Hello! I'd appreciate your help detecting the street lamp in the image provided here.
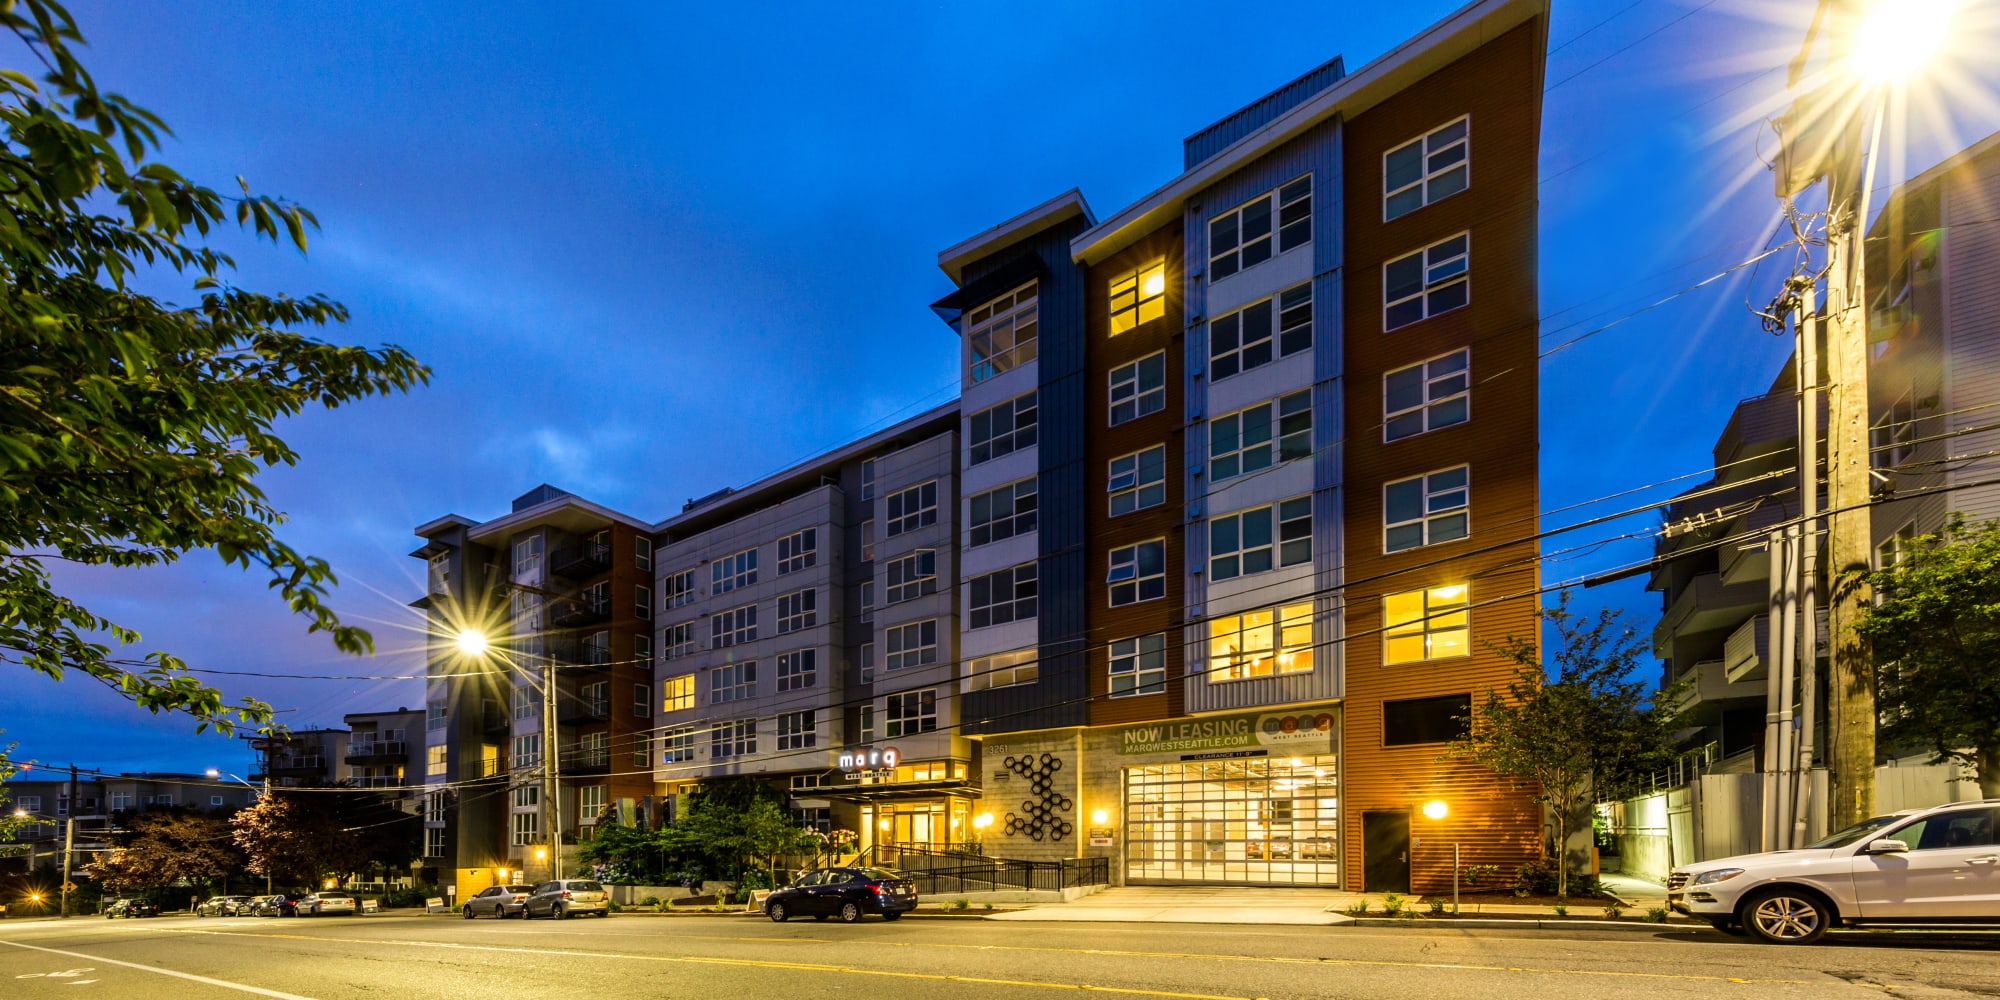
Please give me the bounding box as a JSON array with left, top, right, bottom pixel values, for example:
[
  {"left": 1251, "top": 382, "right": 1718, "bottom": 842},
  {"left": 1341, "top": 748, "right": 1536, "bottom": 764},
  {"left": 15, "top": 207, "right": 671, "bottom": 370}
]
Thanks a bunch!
[
  {"left": 208, "top": 768, "right": 272, "bottom": 893},
  {"left": 1421, "top": 800, "right": 1457, "bottom": 916}
]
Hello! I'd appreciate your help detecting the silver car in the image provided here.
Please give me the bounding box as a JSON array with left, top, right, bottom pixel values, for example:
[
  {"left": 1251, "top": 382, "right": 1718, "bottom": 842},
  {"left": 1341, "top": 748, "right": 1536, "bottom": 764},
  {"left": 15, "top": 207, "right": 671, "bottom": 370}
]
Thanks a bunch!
[
  {"left": 522, "top": 879, "right": 609, "bottom": 919},
  {"left": 462, "top": 884, "right": 538, "bottom": 919},
  {"left": 297, "top": 891, "right": 358, "bottom": 916},
  {"left": 196, "top": 895, "right": 252, "bottom": 917}
]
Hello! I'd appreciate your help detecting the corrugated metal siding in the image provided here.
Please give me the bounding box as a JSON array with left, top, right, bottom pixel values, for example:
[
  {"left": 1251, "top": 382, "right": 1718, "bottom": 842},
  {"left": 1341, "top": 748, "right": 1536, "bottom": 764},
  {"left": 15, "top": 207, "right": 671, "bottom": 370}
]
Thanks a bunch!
[
  {"left": 1943, "top": 153, "right": 2000, "bottom": 522},
  {"left": 1183, "top": 56, "right": 1347, "bottom": 170}
]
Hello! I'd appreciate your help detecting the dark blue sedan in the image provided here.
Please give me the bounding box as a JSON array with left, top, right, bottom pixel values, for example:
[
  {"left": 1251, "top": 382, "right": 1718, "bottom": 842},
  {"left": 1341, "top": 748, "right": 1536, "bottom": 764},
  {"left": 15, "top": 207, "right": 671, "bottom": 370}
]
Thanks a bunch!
[{"left": 764, "top": 867, "right": 918, "bottom": 923}]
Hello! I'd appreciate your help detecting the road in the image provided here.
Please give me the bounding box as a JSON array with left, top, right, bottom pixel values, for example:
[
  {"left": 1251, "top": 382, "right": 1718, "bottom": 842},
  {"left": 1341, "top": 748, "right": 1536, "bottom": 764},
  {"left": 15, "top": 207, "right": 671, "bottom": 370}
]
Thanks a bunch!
[{"left": 3, "top": 912, "right": 1998, "bottom": 1000}]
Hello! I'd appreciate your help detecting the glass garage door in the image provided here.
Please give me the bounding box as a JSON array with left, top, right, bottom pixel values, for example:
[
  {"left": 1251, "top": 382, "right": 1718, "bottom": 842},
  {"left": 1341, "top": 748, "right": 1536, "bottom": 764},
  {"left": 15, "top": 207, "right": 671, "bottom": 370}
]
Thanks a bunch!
[{"left": 1124, "top": 755, "right": 1339, "bottom": 885}]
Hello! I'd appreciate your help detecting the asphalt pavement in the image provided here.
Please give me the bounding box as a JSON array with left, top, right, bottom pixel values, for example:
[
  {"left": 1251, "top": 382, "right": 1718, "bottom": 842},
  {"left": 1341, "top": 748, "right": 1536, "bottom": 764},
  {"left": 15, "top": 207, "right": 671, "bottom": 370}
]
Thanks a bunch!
[{"left": 3, "top": 911, "right": 1998, "bottom": 999}]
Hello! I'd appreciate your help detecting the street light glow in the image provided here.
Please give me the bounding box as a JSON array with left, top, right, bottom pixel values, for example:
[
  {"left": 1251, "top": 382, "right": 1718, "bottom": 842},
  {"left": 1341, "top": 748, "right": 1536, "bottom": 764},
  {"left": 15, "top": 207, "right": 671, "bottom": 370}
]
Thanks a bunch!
[
  {"left": 1422, "top": 800, "right": 1449, "bottom": 821},
  {"left": 204, "top": 768, "right": 220, "bottom": 778},
  {"left": 455, "top": 628, "right": 489, "bottom": 656},
  {"left": 1853, "top": 0, "right": 1952, "bottom": 83}
]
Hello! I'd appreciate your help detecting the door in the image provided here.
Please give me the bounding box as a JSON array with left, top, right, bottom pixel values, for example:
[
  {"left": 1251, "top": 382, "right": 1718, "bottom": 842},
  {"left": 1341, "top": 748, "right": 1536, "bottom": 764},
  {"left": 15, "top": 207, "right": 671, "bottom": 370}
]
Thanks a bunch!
[
  {"left": 1362, "top": 811, "right": 1410, "bottom": 893},
  {"left": 1850, "top": 806, "right": 2000, "bottom": 919}
]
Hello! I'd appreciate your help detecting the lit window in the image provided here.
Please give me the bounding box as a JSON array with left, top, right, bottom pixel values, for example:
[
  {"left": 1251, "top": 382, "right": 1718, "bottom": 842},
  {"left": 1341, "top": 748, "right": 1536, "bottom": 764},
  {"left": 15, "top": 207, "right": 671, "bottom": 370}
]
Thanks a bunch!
[
  {"left": 1109, "top": 445, "right": 1167, "bottom": 516},
  {"left": 1209, "top": 498, "right": 1311, "bottom": 581},
  {"left": 1109, "top": 633, "right": 1167, "bottom": 696},
  {"left": 1107, "top": 540, "right": 1165, "bottom": 606},
  {"left": 1383, "top": 585, "right": 1470, "bottom": 664},
  {"left": 964, "top": 648, "right": 1037, "bottom": 692},
  {"left": 968, "top": 281, "right": 1038, "bottom": 384},
  {"left": 1109, "top": 351, "right": 1167, "bottom": 425},
  {"left": 1208, "top": 602, "right": 1314, "bottom": 681},
  {"left": 1209, "top": 390, "right": 1311, "bottom": 482},
  {"left": 1384, "top": 466, "right": 1469, "bottom": 553},
  {"left": 1209, "top": 177, "right": 1311, "bottom": 281},
  {"left": 1383, "top": 349, "right": 1470, "bottom": 441},
  {"left": 1384, "top": 117, "right": 1469, "bottom": 221},
  {"left": 1210, "top": 283, "right": 1311, "bottom": 381},
  {"left": 1384, "top": 233, "right": 1469, "bottom": 331},
  {"left": 662, "top": 673, "right": 695, "bottom": 713},
  {"left": 1110, "top": 260, "right": 1167, "bottom": 335}
]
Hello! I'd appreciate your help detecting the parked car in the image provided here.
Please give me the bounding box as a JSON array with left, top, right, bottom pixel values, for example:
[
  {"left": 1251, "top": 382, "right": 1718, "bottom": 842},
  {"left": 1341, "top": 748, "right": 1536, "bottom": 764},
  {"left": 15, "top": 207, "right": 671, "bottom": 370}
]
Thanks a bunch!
[
  {"left": 521, "top": 879, "right": 609, "bottom": 919},
  {"left": 1669, "top": 799, "right": 2000, "bottom": 944},
  {"left": 297, "top": 891, "right": 357, "bottom": 916},
  {"left": 104, "top": 898, "right": 160, "bottom": 919},
  {"left": 195, "top": 895, "right": 253, "bottom": 917},
  {"left": 249, "top": 894, "right": 298, "bottom": 917},
  {"left": 463, "top": 884, "right": 538, "bottom": 919},
  {"left": 765, "top": 867, "right": 917, "bottom": 923}
]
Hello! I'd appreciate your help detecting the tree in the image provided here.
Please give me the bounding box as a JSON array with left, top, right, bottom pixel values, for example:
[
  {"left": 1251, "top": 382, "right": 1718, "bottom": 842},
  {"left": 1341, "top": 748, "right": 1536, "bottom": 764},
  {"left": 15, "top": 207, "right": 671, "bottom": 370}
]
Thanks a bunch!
[
  {"left": 230, "top": 788, "right": 418, "bottom": 885},
  {"left": 0, "top": 739, "right": 24, "bottom": 848},
  {"left": 0, "top": 0, "right": 428, "bottom": 734},
  {"left": 1851, "top": 514, "right": 2000, "bottom": 796},
  {"left": 659, "top": 779, "right": 811, "bottom": 889},
  {"left": 85, "top": 810, "right": 237, "bottom": 891},
  {"left": 1444, "top": 595, "right": 1686, "bottom": 897}
]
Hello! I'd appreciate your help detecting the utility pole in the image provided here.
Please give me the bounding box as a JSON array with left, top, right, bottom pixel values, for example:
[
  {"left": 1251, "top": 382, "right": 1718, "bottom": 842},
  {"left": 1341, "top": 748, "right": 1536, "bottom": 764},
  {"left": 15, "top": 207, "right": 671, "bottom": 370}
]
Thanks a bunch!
[
  {"left": 541, "top": 654, "right": 563, "bottom": 881},
  {"left": 1792, "top": 303, "right": 1822, "bottom": 847},
  {"left": 61, "top": 764, "right": 77, "bottom": 918}
]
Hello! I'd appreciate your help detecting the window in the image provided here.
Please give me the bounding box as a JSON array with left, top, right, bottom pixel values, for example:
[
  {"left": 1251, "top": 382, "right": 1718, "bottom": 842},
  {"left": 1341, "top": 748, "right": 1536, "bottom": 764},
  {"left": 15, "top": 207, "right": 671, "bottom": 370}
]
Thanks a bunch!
[
  {"left": 662, "top": 673, "right": 694, "bottom": 712},
  {"left": 153, "top": 794, "right": 172, "bottom": 807},
  {"left": 109, "top": 792, "right": 132, "bottom": 811},
  {"left": 861, "top": 519, "right": 875, "bottom": 561},
  {"left": 1108, "top": 540, "right": 1165, "bottom": 606},
  {"left": 665, "top": 622, "right": 696, "bottom": 659},
  {"left": 1383, "top": 585, "right": 1471, "bottom": 664},
  {"left": 511, "top": 534, "right": 543, "bottom": 579},
  {"left": 1873, "top": 391, "right": 1916, "bottom": 470},
  {"left": 1208, "top": 602, "right": 1314, "bottom": 681},
  {"left": 632, "top": 732, "right": 650, "bottom": 768},
  {"left": 211, "top": 795, "right": 225, "bottom": 807},
  {"left": 1209, "top": 498, "right": 1311, "bottom": 580},
  {"left": 886, "top": 619, "right": 939, "bottom": 670},
  {"left": 634, "top": 634, "right": 652, "bottom": 669},
  {"left": 1384, "top": 467, "right": 1469, "bottom": 552},
  {"left": 968, "top": 393, "right": 1038, "bottom": 465},
  {"left": 970, "top": 480, "right": 1037, "bottom": 547},
  {"left": 860, "top": 459, "right": 877, "bottom": 502},
  {"left": 1384, "top": 116, "right": 1469, "bottom": 221},
  {"left": 425, "top": 827, "right": 447, "bottom": 858},
  {"left": 1109, "top": 445, "right": 1167, "bottom": 516},
  {"left": 777, "top": 710, "right": 818, "bottom": 750},
  {"left": 512, "top": 684, "right": 535, "bottom": 720},
  {"left": 633, "top": 683, "right": 651, "bottom": 719},
  {"left": 576, "top": 731, "right": 609, "bottom": 768},
  {"left": 777, "top": 528, "right": 817, "bottom": 574},
  {"left": 1209, "top": 176, "right": 1311, "bottom": 281},
  {"left": 1109, "top": 352, "right": 1167, "bottom": 425},
  {"left": 860, "top": 704, "right": 876, "bottom": 743},
  {"left": 1210, "top": 284, "right": 1312, "bottom": 381},
  {"left": 711, "top": 719, "right": 756, "bottom": 759},
  {"left": 860, "top": 580, "right": 875, "bottom": 621},
  {"left": 1384, "top": 233, "right": 1469, "bottom": 331},
  {"left": 1384, "top": 349, "right": 1470, "bottom": 441},
  {"left": 885, "top": 549, "right": 937, "bottom": 603},
  {"left": 427, "top": 701, "right": 446, "bottom": 731},
  {"left": 778, "top": 649, "right": 818, "bottom": 691},
  {"left": 965, "top": 648, "right": 1037, "bottom": 692},
  {"left": 969, "top": 563, "right": 1037, "bottom": 629},
  {"left": 1881, "top": 807, "right": 2000, "bottom": 852},
  {"left": 1109, "top": 260, "right": 1167, "bottom": 334},
  {"left": 512, "top": 785, "right": 541, "bottom": 811},
  {"left": 428, "top": 551, "right": 450, "bottom": 597},
  {"left": 776, "top": 588, "right": 818, "bottom": 634},
  {"left": 1109, "top": 632, "right": 1167, "bottom": 696},
  {"left": 511, "top": 733, "right": 542, "bottom": 769},
  {"left": 885, "top": 690, "right": 938, "bottom": 737},
  {"left": 634, "top": 537, "right": 652, "bottom": 572},
  {"left": 711, "top": 548, "right": 757, "bottom": 593},
  {"left": 710, "top": 603, "right": 757, "bottom": 648},
  {"left": 511, "top": 811, "right": 540, "bottom": 846},
  {"left": 886, "top": 481, "right": 939, "bottom": 536},
  {"left": 968, "top": 281, "right": 1038, "bottom": 384},
  {"left": 15, "top": 794, "right": 40, "bottom": 814},
  {"left": 710, "top": 662, "right": 757, "bottom": 705},
  {"left": 1383, "top": 694, "right": 1471, "bottom": 746},
  {"left": 635, "top": 585, "right": 652, "bottom": 620},
  {"left": 661, "top": 726, "right": 697, "bottom": 764},
  {"left": 794, "top": 807, "right": 832, "bottom": 833},
  {"left": 859, "top": 641, "right": 875, "bottom": 685},
  {"left": 1209, "top": 390, "right": 1311, "bottom": 482},
  {"left": 427, "top": 744, "right": 447, "bottom": 775},
  {"left": 1877, "top": 522, "right": 1917, "bottom": 569},
  {"left": 664, "top": 569, "right": 696, "bottom": 609},
  {"left": 581, "top": 784, "right": 609, "bottom": 823}
]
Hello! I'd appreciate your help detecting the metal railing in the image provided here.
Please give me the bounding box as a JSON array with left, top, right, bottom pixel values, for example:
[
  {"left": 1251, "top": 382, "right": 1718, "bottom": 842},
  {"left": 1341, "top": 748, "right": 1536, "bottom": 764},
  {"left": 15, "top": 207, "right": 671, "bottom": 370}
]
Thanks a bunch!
[{"left": 853, "top": 844, "right": 1109, "bottom": 894}]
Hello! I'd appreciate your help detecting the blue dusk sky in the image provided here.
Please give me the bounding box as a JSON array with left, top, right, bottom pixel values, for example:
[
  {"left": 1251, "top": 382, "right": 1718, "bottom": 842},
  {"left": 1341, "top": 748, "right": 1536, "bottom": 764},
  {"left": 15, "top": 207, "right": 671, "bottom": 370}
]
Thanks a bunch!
[{"left": 7, "top": 1, "right": 2000, "bottom": 777}]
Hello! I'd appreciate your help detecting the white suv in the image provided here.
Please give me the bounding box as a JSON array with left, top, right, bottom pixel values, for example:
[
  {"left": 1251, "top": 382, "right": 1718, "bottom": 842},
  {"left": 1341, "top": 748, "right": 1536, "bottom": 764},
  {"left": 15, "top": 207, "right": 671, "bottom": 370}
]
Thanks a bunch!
[{"left": 1668, "top": 800, "right": 2000, "bottom": 944}]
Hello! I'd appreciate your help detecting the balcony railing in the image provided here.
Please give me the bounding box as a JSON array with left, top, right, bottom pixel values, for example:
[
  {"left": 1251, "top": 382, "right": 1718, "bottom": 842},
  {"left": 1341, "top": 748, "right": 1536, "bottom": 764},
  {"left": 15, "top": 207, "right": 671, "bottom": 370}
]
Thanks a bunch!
[
  {"left": 549, "top": 636, "right": 612, "bottom": 668},
  {"left": 272, "top": 756, "right": 325, "bottom": 775},
  {"left": 344, "top": 741, "right": 407, "bottom": 764},
  {"left": 558, "top": 698, "right": 611, "bottom": 726},
  {"left": 550, "top": 592, "right": 611, "bottom": 628},
  {"left": 550, "top": 541, "right": 613, "bottom": 580}
]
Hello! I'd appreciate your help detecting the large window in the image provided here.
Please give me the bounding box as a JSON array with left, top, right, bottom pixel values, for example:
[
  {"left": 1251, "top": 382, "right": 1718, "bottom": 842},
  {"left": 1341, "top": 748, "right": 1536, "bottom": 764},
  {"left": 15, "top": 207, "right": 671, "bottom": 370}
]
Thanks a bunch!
[
  {"left": 886, "top": 619, "right": 939, "bottom": 670},
  {"left": 711, "top": 719, "right": 755, "bottom": 759},
  {"left": 633, "top": 682, "right": 652, "bottom": 719},
  {"left": 1109, "top": 260, "right": 1167, "bottom": 335},
  {"left": 1109, "top": 352, "right": 1166, "bottom": 425},
  {"left": 426, "top": 700, "right": 446, "bottom": 731},
  {"left": 710, "top": 603, "right": 757, "bottom": 647},
  {"left": 1383, "top": 585, "right": 1470, "bottom": 664},
  {"left": 1208, "top": 602, "right": 1314, "bottom": 681},
  {"left": 511, "top": 534, "right": 543, "bottom": 579},
  {"left": 1209, "top": 390, "right": 1312, "bottom": 482},
  {"left": 511, "top": 811, "right": 540, "bottom": 846},
  {"left": 1209, "top": 176, "right": 1311, "bottom": 281},
  {"left": 1209, "top": 498, "right": 1311, "bottom": 581},
  {"left": 1107, "top": 540, "right": 1165, "bottom": 606},
  {"left": 970, "top": 480, "right": 1037, "bottom": 547},
  {"left": 776, "top": 588, "right": 818, "bottom": 634},
  {"left": 1125, "top": 756, "right": 1339, "bottom": 885},
  {"left": 1384, "top": 233, "right": 1469, "bottom": 331},
  {"left": 965, "top": 648, "right": 1037, "bottom": 692},
  {"left": 1211, "top": 284, "right": 1312, "bottom": 381},
  {"left": 581, "top": 784, "right": 609, "bottom": 823},
  {"left": 711, "top": 548, "right": 757, "bottom": 594},
  {"left": 777, "top": 528, "right": 817, "bottom": 574},
  {"left": 968, "top": 281, "right": 1038, "bottom": 384},
  {"left": 777, "top": 710, "right": 817, "bottom": 750},
  {"left": 662, "top": 673, "right": 694, "bottom": 712},
  {"left": 1384, "top": 116, "right": 1469, "bottom": 221},
  {"left": 1872, "top": 390, "right": 1916, "bottom": 470},
  {"left": 777, "top": 649, "right": 817, "bottom": 691},
  {"left": 1384, "top": 349, "right": 1470, "bottom": 441},
  {"left": 1383, "top": 694, "right": 1471, "bottom": 746},
  {"left": 664, "top": 569, "right": 696, "bottom": 609},
  {"left": 969, "top": 393, "right": 1038, "bottom": 465},
  {"left": 665, "top": 622, "right": 696, "bottom": 659},
  {"left": 1384, "top": 466, "right": 1469, "bottom": 552},
  {"left": 885, "top": 690, "right": 938, "bottom": 737},
  {"left": 886, "top": 481, "right": 939, "bottom": 537},
  {"left": 884, "top": 549, "right": 936, "bottom": 603},
  {"left": 1109, "top": 633, "right": 1166, "bottom": 696},
  {"left": 661, "top": 726, "right": 697, "bottom": 764},
  {"left": 968, "top": 563, "right": 1037, "bottom": 629},
  {"left": 710, "top": 661, "right": 757, "bottom": 704},
  {"left": 1109, "top": 445, "right": 1167, "bottom": 516},
  {"left": 511, "top": 733, "right": 541, "bottom": 769}
]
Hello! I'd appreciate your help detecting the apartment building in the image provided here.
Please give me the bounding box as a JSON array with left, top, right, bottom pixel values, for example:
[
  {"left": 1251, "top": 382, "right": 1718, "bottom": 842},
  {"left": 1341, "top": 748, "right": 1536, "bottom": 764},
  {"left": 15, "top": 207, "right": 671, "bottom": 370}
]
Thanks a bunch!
[
  {"left": 248, "top": 727, "right": 350, "bottom": 787},
  {"left": 412, "top": 485, "right": 657, "bottom": 892},
  {"left": 344, "top": 708, "right": 425, "bottom": 791}
]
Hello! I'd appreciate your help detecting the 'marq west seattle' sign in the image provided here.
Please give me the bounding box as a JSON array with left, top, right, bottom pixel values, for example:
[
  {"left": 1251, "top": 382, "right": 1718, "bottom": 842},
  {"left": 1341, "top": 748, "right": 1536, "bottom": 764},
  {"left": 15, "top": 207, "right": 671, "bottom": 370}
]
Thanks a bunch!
[
  {"left": 838, "top": 746, "right": 900, "bottom": 778},
  {"left": 1117, "top": 710, "right": 1335, "bottom": 759}
]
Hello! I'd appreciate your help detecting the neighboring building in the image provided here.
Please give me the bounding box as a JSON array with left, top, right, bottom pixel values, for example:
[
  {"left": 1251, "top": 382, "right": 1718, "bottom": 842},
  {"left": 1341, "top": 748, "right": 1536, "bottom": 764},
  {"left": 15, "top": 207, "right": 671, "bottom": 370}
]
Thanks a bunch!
[
  {"left": 1, "top": 774, "right": 102, "bottom": 874},
  {"left": 344, "top": 708, "right": 425, "bottom": 792},
  {"left": 4, "top": 770, "right": 257, "bottom": 876},
  {"left": 248, "top": 727, "right": 350, "bottom": 787}
]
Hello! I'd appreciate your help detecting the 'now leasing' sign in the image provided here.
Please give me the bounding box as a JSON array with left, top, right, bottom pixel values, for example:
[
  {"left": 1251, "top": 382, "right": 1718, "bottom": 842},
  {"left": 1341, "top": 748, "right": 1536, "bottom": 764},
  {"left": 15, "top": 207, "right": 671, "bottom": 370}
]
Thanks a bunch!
[{"left": 1117, "top": 709, "right": 1335, "bottom": 757}]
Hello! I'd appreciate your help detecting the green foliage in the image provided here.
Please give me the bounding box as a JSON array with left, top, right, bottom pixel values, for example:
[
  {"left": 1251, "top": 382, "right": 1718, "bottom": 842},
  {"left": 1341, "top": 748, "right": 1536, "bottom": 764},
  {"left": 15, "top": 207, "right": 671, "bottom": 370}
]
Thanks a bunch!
[
  {"left": 1645, "top": 907, "right": 1669, "bottom": 923},
  {"left": 1852, "top": 514, "right": 2000, "bottom": 795},
  {"left": 1343, "top": 899, "right": 1369, "bottom": 916},
  {"left": 1427, "top": 898, "right": 1447, "bottom": 915},
  {"left": 1381, "top": 892, "right": 1403, "bottom": 915},
  {"left": 1462, "top": 864, "right": 1500, "bottom": 886},
  {"left": 1601, "top": 903, "right": 1624, "bottom": 920},
  {"left": 1443, "top": 594, "right": 1687, "bottom": 897},
  {"left": 0, "top": 740, "right": 23, "bottom": 847},
  {"left": 375, "top": 884, "right": 434, "bottom": 909},
  {"left": 948, "top": 898, "right": 969, "bottom": 912},
  {"left": 1552, "top": 903, "right": 1568, "bottom": 917},
  {"left": 0, "top": 0, "right": 429, "bottom": 734},
  {"left": 659, "top": 780, "right": 812, "bottom": 888}
]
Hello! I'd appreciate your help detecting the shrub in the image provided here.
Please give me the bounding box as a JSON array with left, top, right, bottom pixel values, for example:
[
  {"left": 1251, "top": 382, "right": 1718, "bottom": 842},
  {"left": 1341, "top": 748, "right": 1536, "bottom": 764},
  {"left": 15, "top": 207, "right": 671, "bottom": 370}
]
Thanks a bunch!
[
  {"left": 640, "top": 895, "right": 660, "bottom": 907},
  {"left": 1645, "top": 907, "right": 1669, "bottom": 924},
  {"left": 982, "top": 903, "right": 994, "bottom": 911},
  {"left": 1512, "top": 858, "right": 1560, "bottom": 897},
  {"left": 1427, "top": 898, "right": 1447, "bottom": 915},
  {"left": 1462, "top": 864, "right": 1501, "bottom": 886},
  {"left": 1343, "top": 900, "right": 1369, "bottom": 916},
  {"left": 949, "top": 899, "right": 970, "bottom": 912},
  {"left": 1601, "top": 904, "right": 1624, "bottom": 920},
  {"left": 1552, "top": 904, "right": 1568, "bottom": 917},
  {"left": 1381, "top": 892, "right": 1403, "bottom": 915}
]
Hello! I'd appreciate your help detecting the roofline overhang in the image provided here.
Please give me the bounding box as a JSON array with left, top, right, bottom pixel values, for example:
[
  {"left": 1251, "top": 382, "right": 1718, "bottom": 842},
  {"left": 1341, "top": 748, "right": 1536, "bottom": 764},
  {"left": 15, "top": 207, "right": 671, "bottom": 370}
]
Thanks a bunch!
[
  {"left": 1070, "top": 0, "right": 1546, "bottom": 267},
  {"left": 413, "top": 514, "right": 476, "bottom": 538},
  {"left": 937, "top": 188, "right": 1096, "bottom": 285},
  {"left": 462, "top": 495, "right": 652, "bottom": 545}
]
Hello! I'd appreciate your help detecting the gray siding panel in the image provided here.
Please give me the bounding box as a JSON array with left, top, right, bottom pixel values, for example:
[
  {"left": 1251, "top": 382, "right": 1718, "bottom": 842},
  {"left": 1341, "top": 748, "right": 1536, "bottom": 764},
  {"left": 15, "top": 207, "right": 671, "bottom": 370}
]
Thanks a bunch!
[
  {"left": 1945, "top": 157, "right": 2000, "bottom": 522},
  {"left": 1183, "top": 56, "right": 1347, "bottom": 170}
]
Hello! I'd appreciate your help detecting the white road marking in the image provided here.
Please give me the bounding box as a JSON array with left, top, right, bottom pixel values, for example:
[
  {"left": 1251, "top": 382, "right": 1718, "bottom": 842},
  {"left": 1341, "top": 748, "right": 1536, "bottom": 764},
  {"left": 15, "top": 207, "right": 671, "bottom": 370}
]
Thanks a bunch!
[{"left": 0, "top": 940, "right": 316, "bottom": 999}]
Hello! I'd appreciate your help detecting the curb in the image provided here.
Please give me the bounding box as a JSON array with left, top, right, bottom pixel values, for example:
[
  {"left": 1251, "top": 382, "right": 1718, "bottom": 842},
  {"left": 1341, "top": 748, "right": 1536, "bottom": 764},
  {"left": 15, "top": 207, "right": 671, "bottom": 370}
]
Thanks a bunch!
[{"left": 1341, "top": 916, "right": 1708, "bottom": 932}]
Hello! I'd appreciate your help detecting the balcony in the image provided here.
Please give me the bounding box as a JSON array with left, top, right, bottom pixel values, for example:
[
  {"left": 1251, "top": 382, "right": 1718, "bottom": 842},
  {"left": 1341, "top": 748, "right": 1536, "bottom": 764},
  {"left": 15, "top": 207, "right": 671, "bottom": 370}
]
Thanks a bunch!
[
  {"left": 271, "top": 756, "right": 326, "bottom": 777},
  {"left": 1673, "top": 658, "right": 1764, "bottom": 716},
  {"left": 562, "top": 751, "right": 611, "bottom": 776},
  {"left": 548, "top": 635, "right": 612, "bottom": 669},
  {"left": 558, "top": 697, "right": 611, "bottom": 726},
  {"left": 1653, "top": 572, "right": 1765, "bottom": 657},
  {"left": 550, "top": 540, "right": 612, "bottom": 581},
  {"left": 350, "top": 776, "right": 404, "bottom": 789},
  {"left": 549, "top": 592, "right": 611, "bottom": 628},
  {"left": 344, "top": 741, "right": 407, "bottom": 764}
]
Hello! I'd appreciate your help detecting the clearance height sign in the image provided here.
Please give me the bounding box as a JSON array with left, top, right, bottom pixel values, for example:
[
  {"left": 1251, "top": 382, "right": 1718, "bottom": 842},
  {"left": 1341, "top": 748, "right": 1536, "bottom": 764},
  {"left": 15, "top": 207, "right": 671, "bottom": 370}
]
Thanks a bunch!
[{"left": 1116, "top": 709, "right": 1335, "bottom": 759}]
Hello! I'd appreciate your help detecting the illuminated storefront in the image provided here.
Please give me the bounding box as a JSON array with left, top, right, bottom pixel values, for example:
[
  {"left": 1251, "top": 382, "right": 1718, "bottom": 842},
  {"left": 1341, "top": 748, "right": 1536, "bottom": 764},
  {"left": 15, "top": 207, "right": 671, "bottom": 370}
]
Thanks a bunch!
[{"left": 1125, "top": 755, "right": 1339, "bottom": 885}]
